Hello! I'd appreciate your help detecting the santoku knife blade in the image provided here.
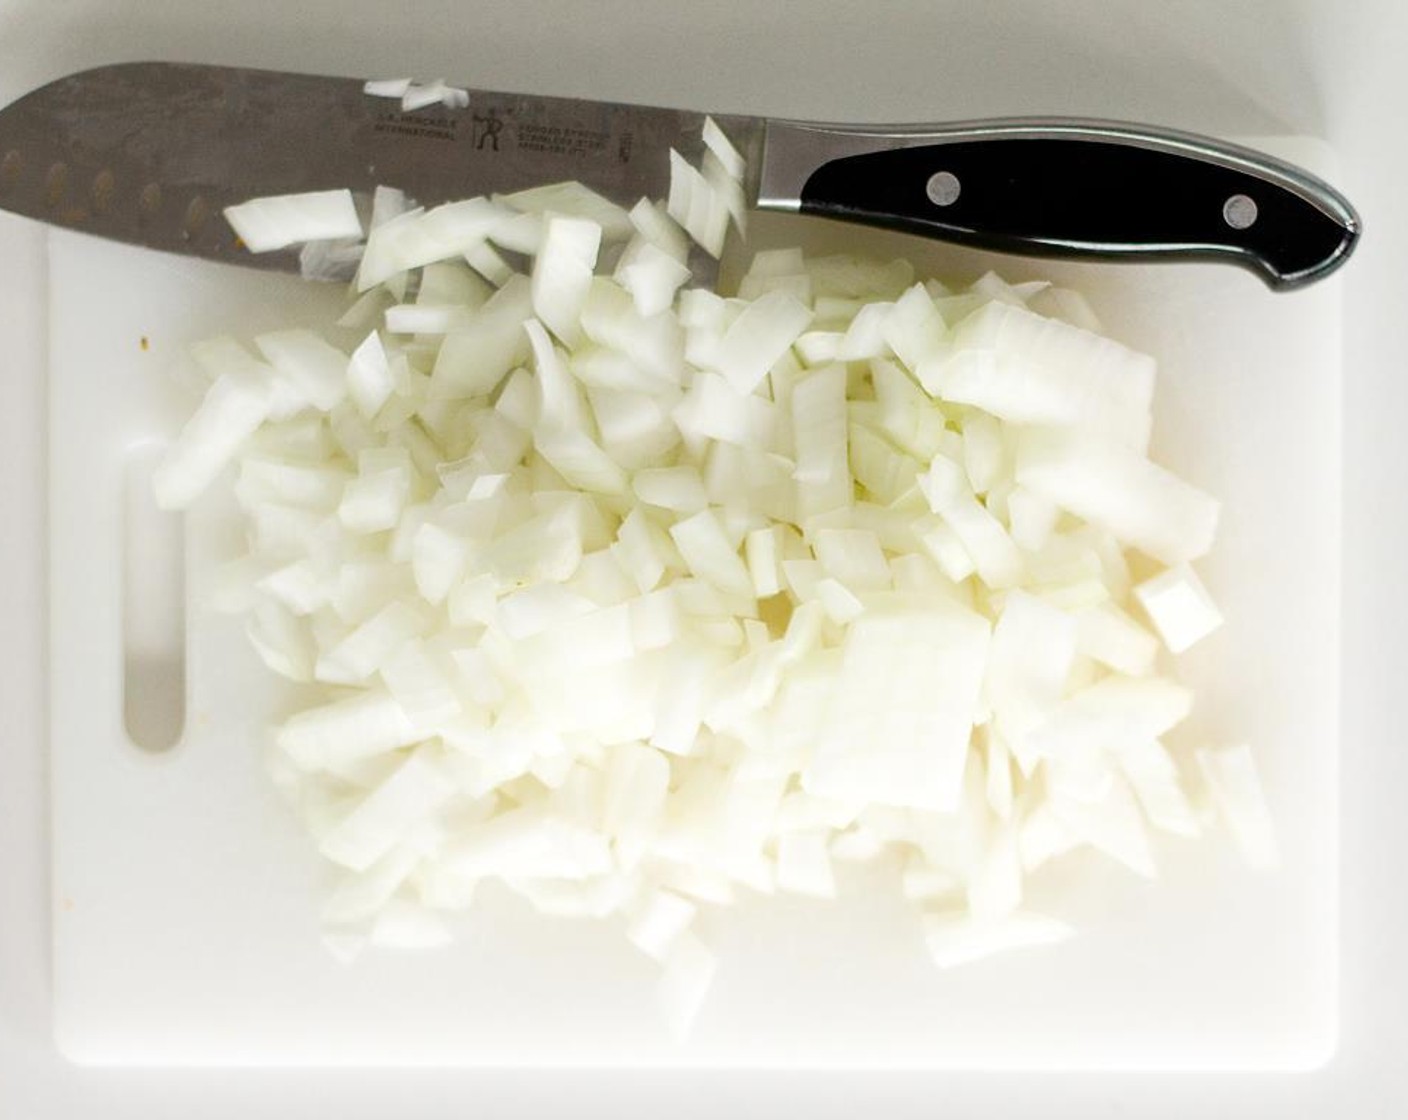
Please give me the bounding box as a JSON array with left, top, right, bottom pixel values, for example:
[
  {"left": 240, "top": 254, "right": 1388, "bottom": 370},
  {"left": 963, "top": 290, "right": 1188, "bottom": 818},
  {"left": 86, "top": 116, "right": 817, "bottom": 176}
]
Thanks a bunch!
[{"left": 0, "top": 61, "right": 1359, "bottom": 289}]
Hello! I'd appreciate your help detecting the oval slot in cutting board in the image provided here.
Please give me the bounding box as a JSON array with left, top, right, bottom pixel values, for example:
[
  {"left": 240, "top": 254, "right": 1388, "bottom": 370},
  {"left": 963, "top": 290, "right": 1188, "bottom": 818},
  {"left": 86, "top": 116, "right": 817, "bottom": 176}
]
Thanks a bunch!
[{"left": 122, "top": 444, "right": 186, "bottom": 753}]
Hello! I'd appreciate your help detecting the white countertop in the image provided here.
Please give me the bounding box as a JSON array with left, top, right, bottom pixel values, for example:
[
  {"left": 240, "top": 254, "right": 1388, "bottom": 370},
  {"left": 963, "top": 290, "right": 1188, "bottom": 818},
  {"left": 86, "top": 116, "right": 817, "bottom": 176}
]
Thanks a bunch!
[{"left": 3, "top": 0, "right": 1405, "bottom": 1115}]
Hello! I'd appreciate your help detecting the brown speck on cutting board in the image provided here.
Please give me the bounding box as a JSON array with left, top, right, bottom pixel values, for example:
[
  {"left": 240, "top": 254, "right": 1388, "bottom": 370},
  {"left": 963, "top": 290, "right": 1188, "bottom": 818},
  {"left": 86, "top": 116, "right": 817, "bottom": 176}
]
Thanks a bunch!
[
  {"left": 61, "top": 896, "right": 74, "bottom": 911},
  {"left": 139, "top": 335, "right": 150, "bottom": 351}
]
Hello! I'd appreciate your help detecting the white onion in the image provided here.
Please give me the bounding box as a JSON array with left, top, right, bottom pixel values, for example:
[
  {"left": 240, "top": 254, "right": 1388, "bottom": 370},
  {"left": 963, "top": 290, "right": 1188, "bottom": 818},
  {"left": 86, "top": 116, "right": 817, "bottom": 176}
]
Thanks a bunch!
[
  {"left": 803, "top": 606, "right": 990, "bottom": 812},
  {"left": 1016, "top": 427, "right": 1220, "bottom": 565},
  {"left": 400, "top": 80, "right": 454, "bottom": 112},
  {"left": 942, "top": 300, "right": 1155, "bottom": 447},
  {"left": 428, "top": 275, "right": 533, "bottom": 399},
  {"left": 1133, "top": 562, "right": 1224, "bottom": 652},
  {"left": 363, "top": 77, "right": 412, "bottom": 99},
  {"left": 617, "top": 238, "right": 693, "bottom": 318},
  {"left": 224, "top": 189, "right": 363, "bottom": 253},
  {"left": 666, "top": 150, "right": 732, "bottom": 258},
  {"left": 531, "top": 214, "right": 603, "bottom": 346},
  {"left": 502, "top": 181, "right": 634, "bottom": 242},
  {"left": 319, "top": 749, "right": 455, "bottom": 871},
  {"left": 153, "top": 365, "right": 272, "bottom": 510},
  {"left": 174, "top": 139, "right": 1272, "bottom": 1041},
  {"left": 709, "top": 290, "right": 812, "bottom": 394},
  {"left": 882, "top": 283, "right": 949, "bottom": 380},
  {"left": 254, "top": 329, "right": 349, "bottom": 412},
  {"left": 356, "top": 198, "right": 511, "bottom": 291},
  {"left": 701, "top": 116, "right": 747, "bottom": 181}
]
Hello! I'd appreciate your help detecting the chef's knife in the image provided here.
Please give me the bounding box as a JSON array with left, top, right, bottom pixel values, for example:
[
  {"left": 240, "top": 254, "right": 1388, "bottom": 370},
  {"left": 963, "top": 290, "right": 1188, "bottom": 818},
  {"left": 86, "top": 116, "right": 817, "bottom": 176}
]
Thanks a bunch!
[{"left": 0, "top": 61, "right": 1358, "bottom": 289}]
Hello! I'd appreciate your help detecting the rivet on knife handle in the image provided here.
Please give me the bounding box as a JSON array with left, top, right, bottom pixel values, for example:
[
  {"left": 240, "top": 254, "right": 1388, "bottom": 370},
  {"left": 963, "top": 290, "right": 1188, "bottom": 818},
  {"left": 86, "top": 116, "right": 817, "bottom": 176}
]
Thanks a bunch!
[{"left": 754, "top": 118, "right": 1360, "bottom": 290}]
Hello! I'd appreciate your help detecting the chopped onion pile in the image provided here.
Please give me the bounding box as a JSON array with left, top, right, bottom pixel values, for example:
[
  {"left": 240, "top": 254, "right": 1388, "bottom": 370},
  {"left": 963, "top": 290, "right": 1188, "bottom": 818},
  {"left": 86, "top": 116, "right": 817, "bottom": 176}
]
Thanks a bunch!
[
  {"left": 363, "top": 76, "right": 471, "bottom": 111},
  {"left": 164, "top": 127, "right": 1276, "bottom": 1038}
]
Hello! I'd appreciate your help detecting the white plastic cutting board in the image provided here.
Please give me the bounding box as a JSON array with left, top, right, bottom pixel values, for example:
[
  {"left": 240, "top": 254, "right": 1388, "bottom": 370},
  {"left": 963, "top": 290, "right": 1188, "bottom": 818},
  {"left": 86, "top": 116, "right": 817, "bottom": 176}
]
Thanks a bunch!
[{"left": 49, "top": 140, "right": 1340, "bottom": 1069}]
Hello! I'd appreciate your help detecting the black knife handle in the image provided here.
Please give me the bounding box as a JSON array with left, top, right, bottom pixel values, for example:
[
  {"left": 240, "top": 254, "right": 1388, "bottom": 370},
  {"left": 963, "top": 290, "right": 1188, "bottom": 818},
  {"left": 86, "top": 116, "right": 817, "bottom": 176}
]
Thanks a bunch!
[{"left": 755, "top": 119, "right": 1359, "bottom": 290}]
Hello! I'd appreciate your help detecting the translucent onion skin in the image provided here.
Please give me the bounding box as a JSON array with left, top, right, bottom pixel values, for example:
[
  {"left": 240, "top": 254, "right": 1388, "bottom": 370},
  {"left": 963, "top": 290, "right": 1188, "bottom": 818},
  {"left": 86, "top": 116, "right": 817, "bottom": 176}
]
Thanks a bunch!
[{"left": 166, "top": 137, "right": 1270, "bottom": 1039}]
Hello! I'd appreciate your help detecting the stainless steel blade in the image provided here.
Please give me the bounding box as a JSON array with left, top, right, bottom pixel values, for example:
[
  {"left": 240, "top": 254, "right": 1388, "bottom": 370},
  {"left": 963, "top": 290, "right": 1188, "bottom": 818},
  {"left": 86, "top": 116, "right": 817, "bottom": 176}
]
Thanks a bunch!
[{"left": 0, "top": 61, "right": 764, "bottom": 280}]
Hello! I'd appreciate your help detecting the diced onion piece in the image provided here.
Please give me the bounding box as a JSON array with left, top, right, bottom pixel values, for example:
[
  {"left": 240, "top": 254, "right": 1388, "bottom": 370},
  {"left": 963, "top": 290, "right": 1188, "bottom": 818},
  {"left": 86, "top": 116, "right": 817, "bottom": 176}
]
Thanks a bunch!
[
  {"left": 836, "top": 301, "right": 893, "bottom": 361},
  {"left": 502, "top": 181, "right": 634, "bottom": 242},
  {"left": 813, "top": 577, "right": 863, "bottom": 624},
  {"left": 464, "top": 240, "right": 514, "bottom": 286},
  {"left": 429, "top": 274, "right": 532, "bottom": 399},
  {"left": 934, "top": 491, "right": 1025, "bottom": 590},
  {"left": 705, "top": 290, "right": 811, "bottom": 395},
  {"left": 153, "top": 369, "right": 272, "bottom": 509},
  {"left": 1077, "top": 602, "right": 1159, "bottom": 676},
  {"left": 1025, "top": 676, "right": 1193, "bottom": 763},
  {"left": 319, "top": 750, "right": 454, "bottom": 871},
  {"left": 701, "top": 150, "right": 748, "bottom": 237},
  {"left": 445, "top": 807, "right": 614, "bottom": 880},
  {"left": 346, "top": 331, "right": 396, "bottom": 418},
  {"left": 224, "top": 189, "right": 363, "bottom": 253},
  {"left": 985, "top": 590, "right": 1079, "bottom": 767},
  {"left": 363, "top": 77, "right": 412, "bottom": 98},
  {"left": 381, "top": 639, "right": 461, "bottom": 727},
  {"left": 674, "top": 370, "right": 776, "bottom": 447},
  {"left": 883, "top": 283, "right": 948, "bottom": 375},
  {"left": 790, "top": 364, "right": 851, "bottom": 520},
  {"left": 385, "top": 303, "right": 473, "bottom": 334},
  {"left": 401, "top": 80, "right": 450, "bottom": 111},
  {"left": 804, "top": 605, "right": 990, "bottom": 811},
  {"left": 1133, "top": 563, "right": 1224, "bottom": 653},
  {"left": 277, "top": 690, "right": 423, "bottom": 772},
  {"left": 812, "top": 528, "right": 890, "bottom": 591},
  {"left": 357, "top": 197, "right": 510, "bottom": 290},
  {"left": 633, "top": 466, "right": 707, "bottom": 513},
  {"left": 370, "top": 185, "right": 411, "bottom": 231},
  {"left": 669, "top": 509, "right": 753, "bottom": 599},
  {"left": 943, "top": 301, "right": 1154, "bottom": 447},
  {"left": 1017, "top": 427, "right": 1220, "bottom": 565},
  {"left": 412, "top": 522, "right": 471, "bottom": 603},
  {"left": 245, "top": 600, "right": 316, "bottom": 680},
  {"left": 745, "top": 526, "right": 783, "bottom": 597},
  {"left": 701, "top": 116, "right": 747, "bottom": 181},
  {"left": 617, "top": 238, "right": 692, "bottom": 318},
  {"left": 667, "top": 150, "right": 730, "bottom": 258},
  {"left": 316, "top": 599, "right": 430, "bottom": 683},
  {"left": 961, "top": 410, "right": 1005, "bottom": 493},
  {"left": 917, "top": 518, "right": 976, "bottom": 583},
  {"left": 256, "top": 329, "right": 349, "bottom": 412},
  {"left": 339, "top": 448, "right": 414, "bottom": 533},
  {"left": 532, "top": 214, "right": 603, "bottom": 346},
  {"left": 1028, "top": 286, "right": 1103, "bottom": 332},
  {"left": 1007, "top": 486, "right": 1059, "bottom": 552}
]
